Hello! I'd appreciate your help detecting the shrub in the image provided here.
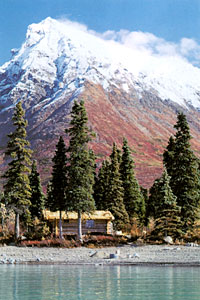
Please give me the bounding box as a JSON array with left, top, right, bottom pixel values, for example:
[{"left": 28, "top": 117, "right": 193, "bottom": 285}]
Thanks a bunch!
[
  {"left": 19, "top": 238, "right": 79, "bottom": 248},
  {"left": 24, "top": 218, "right": 50, "bottom": 241},
  {"left": 83, "top": 234, "right": 128, "bottom": 247}
]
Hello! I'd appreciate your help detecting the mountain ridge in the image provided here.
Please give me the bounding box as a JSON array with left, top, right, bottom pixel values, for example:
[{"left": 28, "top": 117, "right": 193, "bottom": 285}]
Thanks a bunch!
[{"left": 1, "top": 17, "right": 200, "bottom": 187}]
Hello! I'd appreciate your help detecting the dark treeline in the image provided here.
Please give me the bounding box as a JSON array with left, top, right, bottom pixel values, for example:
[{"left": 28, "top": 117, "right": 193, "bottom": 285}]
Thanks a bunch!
[{"left": 1, "top": 101, "right": 200, "bottom": 242}]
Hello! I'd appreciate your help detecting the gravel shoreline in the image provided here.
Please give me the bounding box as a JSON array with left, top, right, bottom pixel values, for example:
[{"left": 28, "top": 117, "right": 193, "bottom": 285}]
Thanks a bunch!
[{"left": 0, "top": 244, "right": 200, "bottom": 266}]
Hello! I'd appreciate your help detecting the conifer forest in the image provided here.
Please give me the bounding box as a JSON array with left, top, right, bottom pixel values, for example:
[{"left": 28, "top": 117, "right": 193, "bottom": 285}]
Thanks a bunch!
[{"left": 1, "top": 100, "right": 200, "bottom": 243}]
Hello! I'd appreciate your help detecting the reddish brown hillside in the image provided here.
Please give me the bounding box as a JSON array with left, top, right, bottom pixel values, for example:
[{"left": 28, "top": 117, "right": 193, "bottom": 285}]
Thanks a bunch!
[
  {"left": 82, "top": 82, "right": 200, "bottom": 187},
  {"left": 1, "top": 81, "right": 200, "bottom": 190}
]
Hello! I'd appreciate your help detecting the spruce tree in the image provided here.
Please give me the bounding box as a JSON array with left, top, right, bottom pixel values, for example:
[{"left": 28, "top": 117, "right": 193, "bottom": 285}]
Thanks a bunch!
[
  {"left": 148, "top": 178, "right": 161, "bottom": 220},
  {"left": 120, "top": 138, "right": 145, "bottom": 224},
  {"left": 47, "top": 136, "right": 68, "bottom": 239},
  {"left": 94, "top": 159, "right": 111, "bottom": 210},
  {"left": 163, "top": 112, "right": 200, "bottom": 232},
  {"left": 46, "top": 181, "right": 53, "bottom": 209},
  {"left": 66, "top": 100, "right": 96, "bottom": 241},
  {"left": 29, "top": 160, "right": 45, "bottom": 220},
  {"left": 3, "top": 101, "right": 32, "bottom": 239},
  {"left": 163, "top": 136, "right": 175, "bottom": 177},
  {"left": 150, "top": 169, "right": 182, "bottom": 239},
  {"left": 141, "top": 187, "right": 149, "bottom": 226},
  {"left": 107, "top": 143, "right": 129, "bottom": 230}
]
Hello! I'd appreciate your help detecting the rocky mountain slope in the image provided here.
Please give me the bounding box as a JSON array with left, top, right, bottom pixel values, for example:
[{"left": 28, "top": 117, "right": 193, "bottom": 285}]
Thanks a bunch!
[{"left": 1, "top": 17, "right": 200, "bottom": 187}]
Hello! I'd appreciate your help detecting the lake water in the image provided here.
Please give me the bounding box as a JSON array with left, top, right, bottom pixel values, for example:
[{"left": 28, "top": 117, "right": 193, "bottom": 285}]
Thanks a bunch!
[{"left": 0, "top": 265, "right": 200, "bottom": 300}]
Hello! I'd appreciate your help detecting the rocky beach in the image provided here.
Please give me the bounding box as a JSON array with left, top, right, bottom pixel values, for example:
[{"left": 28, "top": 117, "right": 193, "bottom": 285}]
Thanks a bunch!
[{"left": 0, "top": 244, "right": 200, "bottom": 266}]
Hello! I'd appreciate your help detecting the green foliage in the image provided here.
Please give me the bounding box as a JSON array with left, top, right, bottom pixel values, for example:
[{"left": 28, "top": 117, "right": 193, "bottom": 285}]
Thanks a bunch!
[
  {"left": 163, "top": 136, "right": 175, "bottom": 176},
  {"left": 120, "top": 138, "right": 145, "bottom": 224},
  {"left": 29, "top": 160, "right": 45, "bottom": 219},
  {"left": 24, "top": 218, "right": 50, "bottom": 241},
  {"left": 148, "top": 178, "right": 161, "bottom": 219},
  {"left": 94, "top": 159, "right": 111, "bottom": 210},
  {"left": 0, "top": 192, "right": 6, "bottom": 228},
  {"left": 153, "top": 206, "right": 183, "bottom": 240},
  {"left": 149, "top": 169, "right": 176, "bottom": 217},
  {"left": 141, "top": 187, "right": 149, "bottom": 226},
  {"left": 106, "top": 143, "right": 129, "bottom": 230},
  {"left": 0, "top": 190, "right": 16, "bottom": 238},
  {"left": 66, "top": 100, "right": 96, "bottom": 213},
  {"left": 3, "top": 102, "right": 32, "bottom": 237},
  {"left": 46, "top": 181, "right": 53, "bottom": 209},
  {"left": 47, "top": 136, "right": 68, "bottom": 212},
  {"left": 163, "top": 112, "right": 200, "bottom": 232},
  {"left": 149, "top": 169, "right": 182, "bottom": 239}
]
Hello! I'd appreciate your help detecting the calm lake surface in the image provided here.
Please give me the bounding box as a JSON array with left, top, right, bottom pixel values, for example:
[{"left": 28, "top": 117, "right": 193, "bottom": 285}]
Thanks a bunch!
[{"left": 0, "top": 265, "right": 200, "bottom": 300}]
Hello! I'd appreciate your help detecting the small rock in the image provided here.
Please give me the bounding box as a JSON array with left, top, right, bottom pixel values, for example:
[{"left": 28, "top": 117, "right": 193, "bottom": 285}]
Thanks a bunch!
[
  {"left": 8, "top": 258, "right": 15, "bottom": 264},
  {"left": 133, "top": 253, "right": 140, "bottom": 258},
  {"left": 36, "top": 257, "right": 41, "bottom": 262},
  {"left": 110, "top": 253, "right": 118, "bottom": 259},
  {"left": 186, "top": 242, "right": 199, "bottom": 247},
  {"left": 175, "top": 247, "right": 181, "bottom": 251},
  {"left": 125, "top": 235, "right": 131, "bottom": 239},
  {"left": 163, "top": 236, "right": 173, "bottom": 244},
  {"left": 0, "top": 260, "right": 6, "bottom": 264},
  {"left": 115, "top": 231, "right": 122, "bottom": 236},
  {"left": 89, "top": 251, "right": 97, "bottom": 257}
]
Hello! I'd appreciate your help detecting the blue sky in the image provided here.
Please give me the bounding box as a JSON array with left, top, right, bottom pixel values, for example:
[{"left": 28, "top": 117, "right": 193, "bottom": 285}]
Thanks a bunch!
[{"left": 0, "top": 0, "right": 200, "bottom": 65}]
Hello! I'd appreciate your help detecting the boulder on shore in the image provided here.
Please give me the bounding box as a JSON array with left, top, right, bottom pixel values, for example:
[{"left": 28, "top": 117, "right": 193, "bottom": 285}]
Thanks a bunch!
[{"left": 163, "top": 236, "right": 173, "bottom": 244}]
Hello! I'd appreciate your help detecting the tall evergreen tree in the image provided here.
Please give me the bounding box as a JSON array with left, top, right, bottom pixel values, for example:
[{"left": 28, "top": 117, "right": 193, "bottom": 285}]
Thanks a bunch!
[
  {"left": 66, "top": 100, "right": 96, "bottom": 241},
  {"left": 29, "top": 160, "right": 45, "bottom": 220},
  {"left": 148, "top": 178, "right": 161, "bottom": 220},
  {"left": 94, "top": 159, "right": 111, "bottom": 210},
  {"left": 163, "top": 112, "right": 200, "bottom": 232},
  {"left": 3, "top": 101, "right": 32, "bottom": 239},
  {"left": 47, "top": 136, "right": 68, "bottom": 239},
  {"left": 141, "top": 187, "right": 149, "bottom": 226},
  {"left": 106, "top": 143, "right": 129, "bottom": 230},
  {"left": 163, "top": 136, "right": 175, "bottom": 177},
  {"left": 46, "top": 181, "right": 53, "bottom": 209},
  {"left": 120, "top": 138, "right": 145, "bottom": 224},
  {"left": 150, "top": 169, "right": 182, "bottom": 239}
]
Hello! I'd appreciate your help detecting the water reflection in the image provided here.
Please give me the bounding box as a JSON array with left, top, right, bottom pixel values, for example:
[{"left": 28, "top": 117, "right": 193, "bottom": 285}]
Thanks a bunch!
[{"left": 0, "top": 265, "right": 200, "bottom": 300}]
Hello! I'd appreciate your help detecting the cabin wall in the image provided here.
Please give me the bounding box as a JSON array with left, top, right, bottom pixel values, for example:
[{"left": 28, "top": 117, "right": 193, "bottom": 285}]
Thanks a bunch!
[
  {"left": 107, "top": 221, "right": 113, "bottom": 235},
  {"left": 50, "top": 219, "right": 112, "bottom": 236}
]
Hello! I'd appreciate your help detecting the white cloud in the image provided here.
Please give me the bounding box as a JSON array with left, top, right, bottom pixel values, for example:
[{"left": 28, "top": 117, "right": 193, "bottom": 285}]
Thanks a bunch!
[
  {"left": 98, "top": 28, "right": 200, "bottom": 67},
  {"left": 100, "top": 29, "right": 180, "bottom": 58},
  {"left": 59, "top": 18, "right": 89, "bottom": 32},
  {"left": 58, "top": 18, "right": 200, "bottom": 67},
  {"left": 180, "top": 38, "right": 199, "bottom": 55}
]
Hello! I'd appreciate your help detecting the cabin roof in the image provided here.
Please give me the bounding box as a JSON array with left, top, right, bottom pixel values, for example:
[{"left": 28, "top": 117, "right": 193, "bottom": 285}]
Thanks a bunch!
[{"left": 43, "top": 210, "right": 115, "bottom": 221}]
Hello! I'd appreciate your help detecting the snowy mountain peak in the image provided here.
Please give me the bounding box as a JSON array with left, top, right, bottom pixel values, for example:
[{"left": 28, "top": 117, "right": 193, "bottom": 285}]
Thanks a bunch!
[
  {"left": 2, "top": 18, "right": 200, "bottom": 187},
  {"left": 1, "top": 17, "right": 200, "bottom": 110}
]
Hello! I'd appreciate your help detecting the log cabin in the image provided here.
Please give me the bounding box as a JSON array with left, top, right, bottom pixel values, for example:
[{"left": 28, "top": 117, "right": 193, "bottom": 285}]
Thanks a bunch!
[{"left": 43, "top": 210, "right": 114, "bottom": 236}]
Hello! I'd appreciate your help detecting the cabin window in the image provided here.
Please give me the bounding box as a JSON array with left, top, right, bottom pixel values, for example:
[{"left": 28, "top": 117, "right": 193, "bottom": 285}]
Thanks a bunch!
[{"left": 86, "top": 220, "right": 95, "bottom": 228}]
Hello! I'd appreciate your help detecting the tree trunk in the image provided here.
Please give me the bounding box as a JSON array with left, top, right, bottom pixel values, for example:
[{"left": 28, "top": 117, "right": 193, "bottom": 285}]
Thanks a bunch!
[
  {"left": 1, "top": 214, "right": 4, "bottom": 230},
  {"left": 15, "top": 213, "right": 20, "bottom": 240},
  {"left": 78, "top": 211, "right": 82, "bottom": 242},
  {"left": 59, "top": 210, "right": 63, "bottom": 239},
  {"left": 165, "top": 220, "right": 168, "bottom": 237}
]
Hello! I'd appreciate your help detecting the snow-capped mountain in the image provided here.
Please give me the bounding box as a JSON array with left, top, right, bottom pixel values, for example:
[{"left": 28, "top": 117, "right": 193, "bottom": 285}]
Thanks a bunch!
[
  {"left": 1, "top": 17, "right": 200, "bottom": 187},
  {"left": 1, "top": 17, "right": 200, "bottom": 110}
]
